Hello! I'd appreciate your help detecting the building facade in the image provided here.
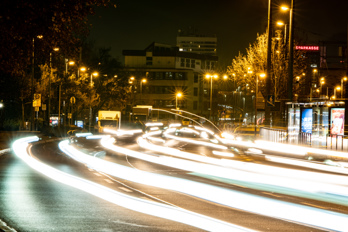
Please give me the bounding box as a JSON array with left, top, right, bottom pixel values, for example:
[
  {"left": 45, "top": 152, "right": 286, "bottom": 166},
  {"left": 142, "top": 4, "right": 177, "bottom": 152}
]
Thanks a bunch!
[
  {"left": 122, "top": 42, "right": 218, "bottom": 120},
  {"left": 176, "top": 29, "right": 217, "bottom": 56}
]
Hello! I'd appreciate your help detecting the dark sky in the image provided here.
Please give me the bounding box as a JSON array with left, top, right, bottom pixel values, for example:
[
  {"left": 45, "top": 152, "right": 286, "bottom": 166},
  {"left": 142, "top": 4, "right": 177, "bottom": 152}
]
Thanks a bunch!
[{"left": 88, "top": 0, "right": 348, "bottom": 67}]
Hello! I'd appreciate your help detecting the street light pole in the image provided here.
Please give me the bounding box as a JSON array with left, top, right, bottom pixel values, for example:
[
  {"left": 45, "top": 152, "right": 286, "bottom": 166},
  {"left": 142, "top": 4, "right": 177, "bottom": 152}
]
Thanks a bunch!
[
  {"left": 341, "top": 77, "right": 347, "bottom": 98},
  {"left": 140, "top": 78, "right": 147, "bottom": 103},
  {"left": 288, "top": 0, "right": 294, "bottom": 102},
  {"left": 31, "top": 38, "right": 35, "bottom": 131},
  {"left": 89, "top": 72, "right": 98, "bottom": 132},
  {"left": 175, "top": 92, "right": 182, "bottom": 120},
  {"left": 265, "top": 0, "right": 272, "bottom": 126},
  {"left": 255, "top": 74, "right": 258, "bottom": 137},
  {"left": 205, "top": 74, "right": 218, "bottom": 120}
]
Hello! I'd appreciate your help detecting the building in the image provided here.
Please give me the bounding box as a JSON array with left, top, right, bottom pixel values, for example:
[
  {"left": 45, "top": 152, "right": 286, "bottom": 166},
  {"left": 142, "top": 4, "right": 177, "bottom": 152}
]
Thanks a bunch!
[
  {"left": 122, "top": 42, "right": 219, "bottom": 121},
  {"left": 176, "top": 29, "right": 217, "bottom": 56}
]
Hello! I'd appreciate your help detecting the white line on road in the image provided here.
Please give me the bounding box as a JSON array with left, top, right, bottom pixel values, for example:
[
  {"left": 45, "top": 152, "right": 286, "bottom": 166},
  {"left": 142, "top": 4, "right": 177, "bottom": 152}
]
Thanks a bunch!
[{"left": 93, "top": 173, "right": 102, "bottom": 176}]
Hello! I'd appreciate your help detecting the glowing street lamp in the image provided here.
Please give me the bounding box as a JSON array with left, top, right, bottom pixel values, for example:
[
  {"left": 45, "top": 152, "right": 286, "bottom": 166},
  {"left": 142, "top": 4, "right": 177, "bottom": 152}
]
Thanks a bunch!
[
  {"left": 140, "top": 78, "right": 147, "bottom": 102},
  {"left": 205, "top": 74, "right": 218, "bottom": 119},
  {"left": 90, "top": 72, "right": 99, "bottom": 87},
  {"left": 320, "top": 78, "right": 325, "bottom": 97},
  {"left": 341, "top": 76, "right": 347, "bottom": 98},
  {"left": 334, "top": 86, "right": 341, "bottom": 99},
  {"left": 175, "top": 92, "right": 182, "bottom": 120},
  {"left": 89, "top": 72, "right": 99, "bottom": 132}
]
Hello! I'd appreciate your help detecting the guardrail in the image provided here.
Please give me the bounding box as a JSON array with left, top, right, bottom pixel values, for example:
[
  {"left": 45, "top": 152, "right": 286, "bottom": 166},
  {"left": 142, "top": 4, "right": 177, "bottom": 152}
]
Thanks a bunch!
[
  {"left": 259, "top": 127, "right": 287, "bottom": 143},
  {"left": 326, "top": 134, "right": 348, "bottom": 151}
]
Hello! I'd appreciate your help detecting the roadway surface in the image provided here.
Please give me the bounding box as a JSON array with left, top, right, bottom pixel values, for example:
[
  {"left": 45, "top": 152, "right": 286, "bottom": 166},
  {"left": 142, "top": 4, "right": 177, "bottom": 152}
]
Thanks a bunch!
[{"left": 1, "top": 132, "right": 347, "bottom": 231}]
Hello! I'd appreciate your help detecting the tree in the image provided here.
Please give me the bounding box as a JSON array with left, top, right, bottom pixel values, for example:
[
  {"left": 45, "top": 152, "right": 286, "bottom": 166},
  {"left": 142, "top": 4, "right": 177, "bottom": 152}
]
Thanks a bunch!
[{"left": 227, "top": 32, "right": 307, "bottom": 101}]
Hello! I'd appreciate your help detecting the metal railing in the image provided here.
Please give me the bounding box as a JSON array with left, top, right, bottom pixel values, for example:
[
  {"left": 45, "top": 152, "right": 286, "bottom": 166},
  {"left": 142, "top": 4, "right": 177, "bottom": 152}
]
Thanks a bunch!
[
  {"left": 326, "top": 134, "right": 348, "bottom": 151},
  {"left": 259, "top": 127, "right": 287, "bottom": 143},
  {"left": 298, "top": 132, "right": 311, "bottom": 146}
]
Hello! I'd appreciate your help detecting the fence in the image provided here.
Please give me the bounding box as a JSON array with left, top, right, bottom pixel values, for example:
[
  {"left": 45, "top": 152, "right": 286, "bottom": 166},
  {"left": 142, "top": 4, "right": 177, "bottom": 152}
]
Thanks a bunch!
[
  {"left": 260, "top": 127, "right": 348, "bottom": 151},
  {"left": 326, "top": 135, "right": 348, "bottom": 151},
  {"left": 259, "top": 127, "right": 287, "bottom": 143}
]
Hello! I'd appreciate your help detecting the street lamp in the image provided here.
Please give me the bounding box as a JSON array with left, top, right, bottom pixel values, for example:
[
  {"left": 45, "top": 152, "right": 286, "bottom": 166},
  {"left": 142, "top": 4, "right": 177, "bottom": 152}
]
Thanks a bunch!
[
  {"left": 341, "top": 76, "right": 347, "bottom": 98},
  {"left": 49, "top": 47, "right": 59, "bottom": 127},
  {"left": 90, "top": 72, "right": 98, "bottom": 87},
  {"left": 31, "top": 35, "right": 43, "bottom": 131},
  {"left": 140, "top": 78, "right": 147, "bottom": 103},
  {"left": 175, "top": 92, "right": 182, "bottom": 120},
  {"left": 334, "top": 86, "right": 341, "bottom": 99},
  {"left": 276, "top": 21, "right": 287, "bottom": 43},
  {"left": 205, "top": 74, "right": 218, "bottom": 120},
  {"left": 255, "top": 73, "right": 266, "bottom": 136},
  {"left": 89, "top": 72, "right": 99, "bottom": 132},
  {"left": 320, "top": 78, "right": 325, "bottom": 98}
]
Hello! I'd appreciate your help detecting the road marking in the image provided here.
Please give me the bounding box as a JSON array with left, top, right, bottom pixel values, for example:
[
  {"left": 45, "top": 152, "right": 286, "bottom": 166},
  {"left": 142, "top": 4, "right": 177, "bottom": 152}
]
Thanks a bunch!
[
  {"left": 119, "top": 187, "right": 133, "bottom": 192},
  {"left": 93, "top": 173, "right": 102, "bottom": 176},
  {"left": 301, "top": 202, "right": 327, "bottom": 209},
  {"left": 262, "top": 192, "right": 281, "bottom": 198},
  {"left": 104, "top": 179, "right": 113, "bottom": 184}
]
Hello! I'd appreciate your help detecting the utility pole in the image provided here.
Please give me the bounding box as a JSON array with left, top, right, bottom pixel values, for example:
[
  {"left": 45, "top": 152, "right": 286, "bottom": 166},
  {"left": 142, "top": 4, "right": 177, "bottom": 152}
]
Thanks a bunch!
[
  {"left": 288, "top": 0, "right": 294, "bottom": 102},
  {"left": 265, "top": 0, "right": 272, "bottom": 126}
]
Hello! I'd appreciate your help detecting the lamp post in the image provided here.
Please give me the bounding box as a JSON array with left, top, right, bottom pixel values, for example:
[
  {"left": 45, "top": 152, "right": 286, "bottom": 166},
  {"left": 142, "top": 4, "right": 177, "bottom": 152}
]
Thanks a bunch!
[
  {"left": 140, "top": 78, "right": 147, "bottom": 103},
  {"left": 31, "top": 35, "right": 43, "bottom": 131},
  {"left": 205, "top": 74, "right": 218, "bottom": 120},
  {"left": 341, "top": 76, "right": 347, "bottom": 98},
  {"left": 320, "top": 78, "right": 325, "bottom": 98},
  {"left": 276, "top": 21, "right": 287, "bottom": 44},
  {"left": 89, "top": 72, "right": 99, "bottom": 132},
  {"left": 334, "top": 86, "right": 341, "bottom": 99},
  {"left": 255, "top": 73, "right": 266, "bottom": 137},
  {"left": 175, "top": 92, "right": 182, "bottom": 120}
]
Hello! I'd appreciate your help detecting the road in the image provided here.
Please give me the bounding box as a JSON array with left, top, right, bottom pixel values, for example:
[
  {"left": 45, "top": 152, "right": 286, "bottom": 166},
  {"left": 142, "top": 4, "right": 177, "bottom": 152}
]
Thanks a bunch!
[{"left": 1, "top": 129, "right": 348, "bottom": 231}]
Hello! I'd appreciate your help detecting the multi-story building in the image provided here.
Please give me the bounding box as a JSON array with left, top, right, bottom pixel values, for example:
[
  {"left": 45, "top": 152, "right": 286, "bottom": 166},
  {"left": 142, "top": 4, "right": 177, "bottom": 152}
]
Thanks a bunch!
[
  {"left": 122, "top": 42, "right": 218, "bottom": 121},
  {"left": 176, "top": 29, "right": 217, "bottom": 56}
]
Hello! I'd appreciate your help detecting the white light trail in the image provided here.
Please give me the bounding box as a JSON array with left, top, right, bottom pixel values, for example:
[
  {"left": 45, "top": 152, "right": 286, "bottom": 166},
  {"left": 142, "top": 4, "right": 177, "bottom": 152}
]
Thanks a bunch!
[
  {"left": 163, "top": 131, "right": 228, "bottom": 150},
  {"left": 68, "top": 137, "right": 348, "bottom": 231},
  {"left": 12, "top": 136, "right": 254, "bottom": 232},
  {"left": 265, "top": 155, "right": 348, "bottom": 175},
  {"left": 103, "top": 136, "right": 348, "bottom": 205}
]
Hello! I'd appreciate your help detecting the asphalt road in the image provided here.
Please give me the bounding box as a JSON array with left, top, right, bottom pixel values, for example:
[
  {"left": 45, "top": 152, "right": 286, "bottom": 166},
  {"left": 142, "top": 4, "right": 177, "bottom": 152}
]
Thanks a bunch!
[{"left": 1, "top": 134, "right": 347, "bottom": 231}]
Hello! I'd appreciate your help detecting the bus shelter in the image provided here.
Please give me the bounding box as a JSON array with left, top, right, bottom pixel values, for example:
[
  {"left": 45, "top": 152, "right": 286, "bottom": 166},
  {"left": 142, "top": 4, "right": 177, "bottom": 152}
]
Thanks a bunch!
[{"left": 287, "top": 100, "right": 346, "bottom": 147}]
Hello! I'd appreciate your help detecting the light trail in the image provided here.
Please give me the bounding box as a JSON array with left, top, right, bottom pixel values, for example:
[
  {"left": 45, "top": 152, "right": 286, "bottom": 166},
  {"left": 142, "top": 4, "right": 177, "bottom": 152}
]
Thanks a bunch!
[
  {"left": 59, "top": 137, "right": 348, "bottom": 231},
  {"left": 106, "top": 138, "right": 348, "bottom": 205},
  {"left": 265, "top": 155, "right": 348, "bottom": 175},
  {"left": 12, "top": 136, "right": 254, "bottom": 232}
]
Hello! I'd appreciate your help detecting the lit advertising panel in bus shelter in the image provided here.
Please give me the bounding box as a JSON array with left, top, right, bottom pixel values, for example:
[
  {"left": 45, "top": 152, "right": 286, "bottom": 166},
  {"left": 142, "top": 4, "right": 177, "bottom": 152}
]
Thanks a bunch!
[
  {"left": 301, "top": 108, "right": 312, "bottom": 134},
  {"left": 330, "top": 108, "right": 345, "bottom": 135}
]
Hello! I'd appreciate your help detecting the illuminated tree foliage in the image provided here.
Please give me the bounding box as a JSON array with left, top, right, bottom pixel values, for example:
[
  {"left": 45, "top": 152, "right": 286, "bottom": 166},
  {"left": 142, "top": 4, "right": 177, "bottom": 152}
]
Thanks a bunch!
[{"left": 227, "top": 32, "right": 306, "bottom": 101}]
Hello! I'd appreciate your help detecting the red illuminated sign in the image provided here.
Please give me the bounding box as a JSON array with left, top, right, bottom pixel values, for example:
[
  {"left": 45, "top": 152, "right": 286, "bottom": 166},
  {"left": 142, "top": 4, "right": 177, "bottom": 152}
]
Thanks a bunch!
[{"left": 295, "top": 46, "right": 319, "bottom": 51}]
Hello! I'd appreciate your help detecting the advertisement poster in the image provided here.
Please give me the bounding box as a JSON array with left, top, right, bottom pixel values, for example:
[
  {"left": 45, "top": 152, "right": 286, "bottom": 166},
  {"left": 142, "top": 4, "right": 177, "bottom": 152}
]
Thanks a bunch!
[
  {"left": 331, "top": 108, "right": 345, "bottom": 135},
  {"left": 301, "top": 108, "right": 313, "bottom": 134}
]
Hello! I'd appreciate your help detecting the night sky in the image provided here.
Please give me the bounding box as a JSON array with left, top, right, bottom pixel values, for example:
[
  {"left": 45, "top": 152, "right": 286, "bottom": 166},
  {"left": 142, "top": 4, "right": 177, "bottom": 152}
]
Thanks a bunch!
[{"left": 88, "top": 0, "right": 348, "bottom": 67}]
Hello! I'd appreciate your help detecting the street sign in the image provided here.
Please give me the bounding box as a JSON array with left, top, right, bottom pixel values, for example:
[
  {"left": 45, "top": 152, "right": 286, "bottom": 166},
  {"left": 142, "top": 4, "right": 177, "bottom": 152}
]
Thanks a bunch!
[
  {"left": 267, "top": 95, "right": 275, "bottom": 107},
  {"left": 70, "top": 96, "right": 76, "bottom": 104},
  {"left": 42, "top": 104, "right": 46, "bottom": 111},
  {"left": 33, "top": 94, "right": 41, "bottom": 107},
  {"left": 35, "top": 107, "right": 39, "bottom": 112}
]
